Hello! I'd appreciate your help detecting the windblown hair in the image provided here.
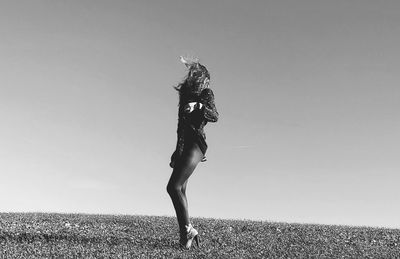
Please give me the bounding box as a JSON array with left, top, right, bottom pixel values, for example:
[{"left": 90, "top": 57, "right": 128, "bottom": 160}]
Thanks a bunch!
[{"left": 174, "top": 62, "right": 210, "bottom": 106}]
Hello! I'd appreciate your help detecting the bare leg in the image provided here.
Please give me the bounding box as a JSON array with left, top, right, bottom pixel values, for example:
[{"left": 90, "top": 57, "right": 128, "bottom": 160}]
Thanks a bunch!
[
  {"left": 180, "top": 179, "right": 189, "bottom": 232},
  {"left": 167, "top": 141, "right": 203, "bottom": 236},
  {"left": 182, "top": 180, "right": 188, "bottom": 208}
]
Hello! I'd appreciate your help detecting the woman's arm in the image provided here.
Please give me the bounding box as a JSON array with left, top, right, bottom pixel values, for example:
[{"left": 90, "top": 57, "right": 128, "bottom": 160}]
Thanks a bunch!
[{"left": 199, "top": 88, "right": 219, "bottom": 122}]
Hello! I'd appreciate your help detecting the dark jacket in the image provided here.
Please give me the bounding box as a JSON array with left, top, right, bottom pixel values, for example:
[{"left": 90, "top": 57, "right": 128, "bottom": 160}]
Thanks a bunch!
[{"left": 170, "top": 88, "right": 218, "bottom": 167}]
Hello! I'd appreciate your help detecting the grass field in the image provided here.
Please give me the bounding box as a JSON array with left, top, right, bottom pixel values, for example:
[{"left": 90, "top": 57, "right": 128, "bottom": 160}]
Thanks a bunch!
[{"left": 0, "top": 213, "right": 399, "bottom": 258}]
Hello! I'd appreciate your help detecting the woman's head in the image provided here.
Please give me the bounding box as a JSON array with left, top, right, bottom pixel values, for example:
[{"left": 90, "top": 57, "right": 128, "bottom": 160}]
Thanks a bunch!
[{"left": 175, "top": 56, "right": 210, "bottom": 95}]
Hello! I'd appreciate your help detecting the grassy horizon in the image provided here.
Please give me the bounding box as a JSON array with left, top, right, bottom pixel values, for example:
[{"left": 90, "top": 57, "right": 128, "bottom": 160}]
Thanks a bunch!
[{"left": 0, "top": 212, "right": 399, "bottom": 258}]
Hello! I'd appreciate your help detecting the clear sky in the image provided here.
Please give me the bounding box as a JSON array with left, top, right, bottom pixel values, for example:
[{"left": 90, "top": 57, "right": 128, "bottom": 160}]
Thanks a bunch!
[{"left": 1, "top": 0, "right": 399, "bottom": 228}]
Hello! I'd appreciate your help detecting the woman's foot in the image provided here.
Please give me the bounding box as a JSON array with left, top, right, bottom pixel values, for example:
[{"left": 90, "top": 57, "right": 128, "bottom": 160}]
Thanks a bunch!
[{"left": 180, "top": 224, "right": 200, "bottom": 249}]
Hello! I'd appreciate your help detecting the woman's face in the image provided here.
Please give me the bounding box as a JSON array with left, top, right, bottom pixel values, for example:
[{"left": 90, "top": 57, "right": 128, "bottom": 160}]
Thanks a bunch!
[
  {"left": 189, "top": 67, "right": 203, "bottom": 78},
  {"left": 187, "top": 66, "right": 209, "bottom": 89}
]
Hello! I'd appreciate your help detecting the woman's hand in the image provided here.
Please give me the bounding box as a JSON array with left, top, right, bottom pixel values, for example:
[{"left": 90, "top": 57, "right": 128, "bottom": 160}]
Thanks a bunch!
[{"left": 184, "top": 102, "right": 203, "bottom": 113}]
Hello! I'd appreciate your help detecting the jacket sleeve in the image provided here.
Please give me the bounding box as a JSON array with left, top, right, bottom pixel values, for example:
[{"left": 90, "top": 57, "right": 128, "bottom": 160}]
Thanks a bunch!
[
  {"left": 200, "top": 88, "right": 219, "bottom": 122},
  {"left": 174, "top": 109, "right": 185, "bottom": 158}
]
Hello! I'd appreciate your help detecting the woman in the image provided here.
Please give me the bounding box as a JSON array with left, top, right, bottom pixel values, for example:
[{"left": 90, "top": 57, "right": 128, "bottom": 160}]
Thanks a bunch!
[{"left": 167, "top": 57, "right": 219, "bottom": 249}]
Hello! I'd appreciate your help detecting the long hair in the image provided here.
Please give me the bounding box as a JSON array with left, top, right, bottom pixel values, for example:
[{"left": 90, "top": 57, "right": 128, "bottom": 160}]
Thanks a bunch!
[{"left": 174, "top": 62, "right": 210, "bottom": 107}]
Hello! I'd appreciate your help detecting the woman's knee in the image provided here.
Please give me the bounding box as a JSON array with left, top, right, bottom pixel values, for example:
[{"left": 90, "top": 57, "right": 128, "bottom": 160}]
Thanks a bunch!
[{"left": 167, "top": 182, "right": 181, "bottom": 196}]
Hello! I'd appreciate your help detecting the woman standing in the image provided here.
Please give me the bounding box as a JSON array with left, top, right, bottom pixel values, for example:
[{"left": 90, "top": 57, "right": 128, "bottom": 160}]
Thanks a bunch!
[{"left": 167, "top": 57, "right": 219, "bottom": 249}]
